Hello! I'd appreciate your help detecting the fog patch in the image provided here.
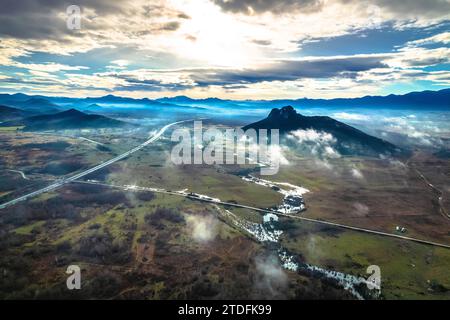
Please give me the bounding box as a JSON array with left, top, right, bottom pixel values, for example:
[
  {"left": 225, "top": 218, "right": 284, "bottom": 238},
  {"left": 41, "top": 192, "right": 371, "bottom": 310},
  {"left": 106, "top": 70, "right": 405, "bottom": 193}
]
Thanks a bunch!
[
  {"left": 287, "top": 129, "right": 341, "bottom": 160},
  {"left": 313, "top": 158, "right": 334, "bottom": 171},
  {"left": 267, "top": 144, "right": 289, "bottom": 165},
  {"left": 352, "top": 202, "right": 369, "bottom": 217},
  {"left": 381, "top": 116, "right": 444, "bottom": 148},
  {"left": 186, "top": 214, "right": 218, "bottom": 243},
  {"left": 253, "top": 254, "right": 288, "bottom": 299},
  {"left": 351, "top": 167, "right": 364, "bottom": 179},
  {"left": 124, "top": 190, "right": 138, "bottom": 206},
  {"left": 388, "top": 158, "right": 407, "bottom": 171},
  {"left": 332, "top": 112, "right": 370, "bottom": 121},
  {"left": 288, "top": 129, "right": 335, "bottom": 144}
]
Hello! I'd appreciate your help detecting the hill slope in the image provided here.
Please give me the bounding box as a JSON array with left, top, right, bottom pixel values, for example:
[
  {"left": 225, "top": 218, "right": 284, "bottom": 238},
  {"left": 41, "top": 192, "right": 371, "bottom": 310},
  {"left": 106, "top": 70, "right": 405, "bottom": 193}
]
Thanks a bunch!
[
  {"left": 0, "top": 105, "right": 28, "bottom": 121},
  {"left": 243, "top": 106, "right": 402, "bottom": 157},
  {"left": 3, "top": 109, "right": 131, "bottom": 131},
  {"left": 12, "top": 98, "right": 62, "bottom": 114}
]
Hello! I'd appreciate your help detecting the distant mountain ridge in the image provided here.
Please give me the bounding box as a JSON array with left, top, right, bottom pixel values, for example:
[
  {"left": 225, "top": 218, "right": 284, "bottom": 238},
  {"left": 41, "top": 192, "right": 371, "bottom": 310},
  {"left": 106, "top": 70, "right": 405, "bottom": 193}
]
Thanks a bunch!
[
  {"left": 3, "top": 97, "right": 62, "bottom": 114},
  {"left": 157, "top": 88, "right": 450, "bottom": 110},
  {"left": 0, "top": 105, "right": 27, "bottom": 121},
  {"left": 285, "top": 89, "right": 450, "bottom": 109},
  {"left": 243, "top": 106, "right": 402, "bottom": 157},
  {"left": 1, "top": 88, "right": 447, "bottom": 110},
  {"left": 2, "top": 109, "right": 131, "bottom": 131}
]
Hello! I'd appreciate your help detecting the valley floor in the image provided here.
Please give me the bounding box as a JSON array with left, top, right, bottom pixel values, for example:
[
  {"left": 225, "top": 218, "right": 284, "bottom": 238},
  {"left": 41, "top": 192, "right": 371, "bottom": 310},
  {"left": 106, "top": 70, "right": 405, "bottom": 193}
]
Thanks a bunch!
[{"left": 0, "top": 124, "right": 449, "bottom": 300}]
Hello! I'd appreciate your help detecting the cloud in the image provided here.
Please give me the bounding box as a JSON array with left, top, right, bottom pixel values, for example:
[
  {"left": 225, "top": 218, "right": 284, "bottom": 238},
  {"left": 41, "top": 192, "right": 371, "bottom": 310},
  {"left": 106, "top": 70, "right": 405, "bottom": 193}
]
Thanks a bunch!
[
  {"left": 406, "top": 31, "right": 450, "bottom": 47},
  {"left": 253, "top": 254, "right": 288, "bottom": 298},
  {"left": 0, "top": 0, "right": 190, "bottom": 58},
  {"left": 212, "top": 0, "right": 324, "bottom": 15},
  {"left": 388, "top": 158, "right": 407, "bottom": 170},
  {"left": 111, "top": 60, "right": 129, "bottom": 67},
  {"left": 324, "top": 145, "right": 340, "bottom": 158},
  {"left": 380, "top": 115, "right": 445, "bottom": 147},
  {"left": 352, "top": 202, "right": 369, "bottom": 216},
  {"left": 288, "top": 129, "right": 335, "bottom": 144},
  {"left": 0, "top": 0, "right": 449, "bottom": 98},
  {"left": 266, "top": 145, "right": 290, "bottom": 166},
  {"left": 313, "top": 158, "right": 335, "bottom": 171},
  {"left": 387, "top": 47, "right": 450, "bottom": 68},
  {"left": 351, "top": 167, "right": 364, "bottom": 179},
  {"left": 286, "top": 129, "right": 341, "bottom": 168},
  {"left": 108, "top": 68, "right": 196, "bottom": 92},
  {"left": 14, "top": 62, "right": 89, "bottom": 73},
  {"left": 158, "top": 21, "right": 181, "bottom": 31},
  {"left": 212, "top": 0, "right": 450, "bottom": 24},
  {"left": 190, "top": 55, "right": 388, "bottom": 86},
  {"left": 87, "top": 54, "right": 389, "bottom": 93},
  {"left": 332, "top": 112, "right": 370, "bottom": 121},
  {"left": 0, "top": 0, "right": 127, "bottom": 39},
  {"left": 252, "top": 39, "right": 272, "bottom": 46},
  {"left": 186, "top": 214, "right": 218, "bottom": 243}
]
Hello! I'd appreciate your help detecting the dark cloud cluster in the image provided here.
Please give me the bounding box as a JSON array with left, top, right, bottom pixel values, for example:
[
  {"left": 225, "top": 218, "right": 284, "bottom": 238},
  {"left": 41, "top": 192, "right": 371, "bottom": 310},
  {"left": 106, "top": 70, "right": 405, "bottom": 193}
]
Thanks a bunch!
[
  {"left": 190, "top": 55, "right": 387, "bottom": 86},
  {"left": 369, "top": 0, "right": 450, "bottom": 17},
  {"left": 212, "top": 0, "right": 450, "bottom": 17},
  {"left": 0, "top": 0, "right": 124, "bottom": 39},
  {"left": 212, "top": 0, "right": 324, "bottom": 14},
  {"left": 252, "top": 39, "right": 272, "bottom": 46},
  {"left": 115, "top": 77, "right": 192, "bottom": 92},
  {"left": 0, "top": 0, "right": 187, "bottom": 40},
  {"left": 104, "top": 55, "right": 389, "bottom": 92}
]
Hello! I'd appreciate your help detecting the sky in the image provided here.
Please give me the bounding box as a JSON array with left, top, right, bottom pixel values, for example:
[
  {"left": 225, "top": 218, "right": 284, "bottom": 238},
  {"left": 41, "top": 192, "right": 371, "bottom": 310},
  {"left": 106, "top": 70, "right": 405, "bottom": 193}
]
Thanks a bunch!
[{"left": 0, "top": 0, "right": 449, "bottom": 99}]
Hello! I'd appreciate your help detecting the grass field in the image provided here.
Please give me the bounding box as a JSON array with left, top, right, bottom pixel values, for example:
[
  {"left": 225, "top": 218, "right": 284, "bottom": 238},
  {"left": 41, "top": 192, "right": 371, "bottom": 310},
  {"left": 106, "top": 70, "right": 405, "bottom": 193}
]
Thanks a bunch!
[
  {"left": 0, "top": 126, "right": 24, "bottom": 131},
  {"left": 280, "top": 218, "right": 450, "bottom": 299}
]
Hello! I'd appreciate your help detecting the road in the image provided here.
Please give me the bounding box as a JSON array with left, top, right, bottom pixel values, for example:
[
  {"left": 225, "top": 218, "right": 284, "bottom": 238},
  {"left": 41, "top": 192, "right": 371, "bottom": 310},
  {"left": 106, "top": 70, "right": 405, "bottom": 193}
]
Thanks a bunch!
[
  {"left": 33, "top": 131, "right": 105, "bottom": 146},
  {"left": 0, "top": 120, "right": 188, "bottom": 210},
  {"left": 78, "top": 136, "right": 105, "bottom": 146},
  {"left": 406, "top": 156, "right": 449, "bottom": 220},
  {"left": 6, "top": 169, "right": 29, "bottom": 180},
  {"left": 411, "top": 165, "right": 449, "bottom": 220},
  {"left": 72, "top": 180, "right": 450, "bottom": 249}
]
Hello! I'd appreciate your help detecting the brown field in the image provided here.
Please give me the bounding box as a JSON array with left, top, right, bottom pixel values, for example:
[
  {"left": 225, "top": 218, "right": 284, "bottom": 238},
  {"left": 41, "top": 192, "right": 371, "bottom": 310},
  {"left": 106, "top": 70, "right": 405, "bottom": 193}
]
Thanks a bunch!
[
  {"left": 258, "top": 152, "right": 450, "bottom": 245},
  {"left": 0, "top": 183, "right": 352, "bottom": 299},
  {"left": 0, "top": 128, "right": 448, "bottom": 300}
]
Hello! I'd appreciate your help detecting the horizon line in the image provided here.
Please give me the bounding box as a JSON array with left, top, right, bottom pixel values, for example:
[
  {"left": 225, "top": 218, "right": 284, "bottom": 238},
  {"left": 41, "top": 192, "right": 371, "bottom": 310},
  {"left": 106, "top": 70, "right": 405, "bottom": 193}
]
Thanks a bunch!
[{"left": 0, "top": 87, "right": 449, "bottom": 102}]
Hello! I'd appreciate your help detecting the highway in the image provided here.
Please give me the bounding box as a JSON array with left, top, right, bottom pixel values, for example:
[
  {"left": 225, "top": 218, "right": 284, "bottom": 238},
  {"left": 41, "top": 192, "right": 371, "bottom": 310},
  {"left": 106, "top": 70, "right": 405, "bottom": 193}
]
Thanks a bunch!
[
  {"left": 72, "top": 180, "right": 450, "bottom": 249},
  {"left": 0, "top": 120, "right": 188, "bottom": 210},
  {"left": 2, "top": 120, "right": 449, "bottom": 250}
]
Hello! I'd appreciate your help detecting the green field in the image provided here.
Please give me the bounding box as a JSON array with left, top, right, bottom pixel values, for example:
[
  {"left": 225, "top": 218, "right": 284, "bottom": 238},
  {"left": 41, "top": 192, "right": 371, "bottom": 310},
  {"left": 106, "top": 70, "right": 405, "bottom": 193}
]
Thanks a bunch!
[
  {"left": 280, "top": 219, "right": 450, "bottom": 299},
  {"left": 0, "top": 126, "right": 24, "bottom": 131}
]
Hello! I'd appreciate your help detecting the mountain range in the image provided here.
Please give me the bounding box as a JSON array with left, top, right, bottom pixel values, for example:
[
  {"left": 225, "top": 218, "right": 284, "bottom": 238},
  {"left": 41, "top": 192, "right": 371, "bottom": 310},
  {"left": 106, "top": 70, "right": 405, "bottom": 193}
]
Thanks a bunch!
[
  {"left": 0, "top": 88, "right": 448, "bottom": 111},
  {"left": 156, "top": 88, "right": 450, "bottom": 110}
]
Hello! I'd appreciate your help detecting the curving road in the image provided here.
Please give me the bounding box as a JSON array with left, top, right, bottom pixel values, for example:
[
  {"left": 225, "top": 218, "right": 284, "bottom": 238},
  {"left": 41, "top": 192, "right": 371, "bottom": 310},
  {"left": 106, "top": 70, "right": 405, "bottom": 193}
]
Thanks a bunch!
[
  {"left": 0, "top": 120, "right": 188, "bottom": 210},
  {"left": 6, "top": 169, "right": 29, "bottom": 180}
]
